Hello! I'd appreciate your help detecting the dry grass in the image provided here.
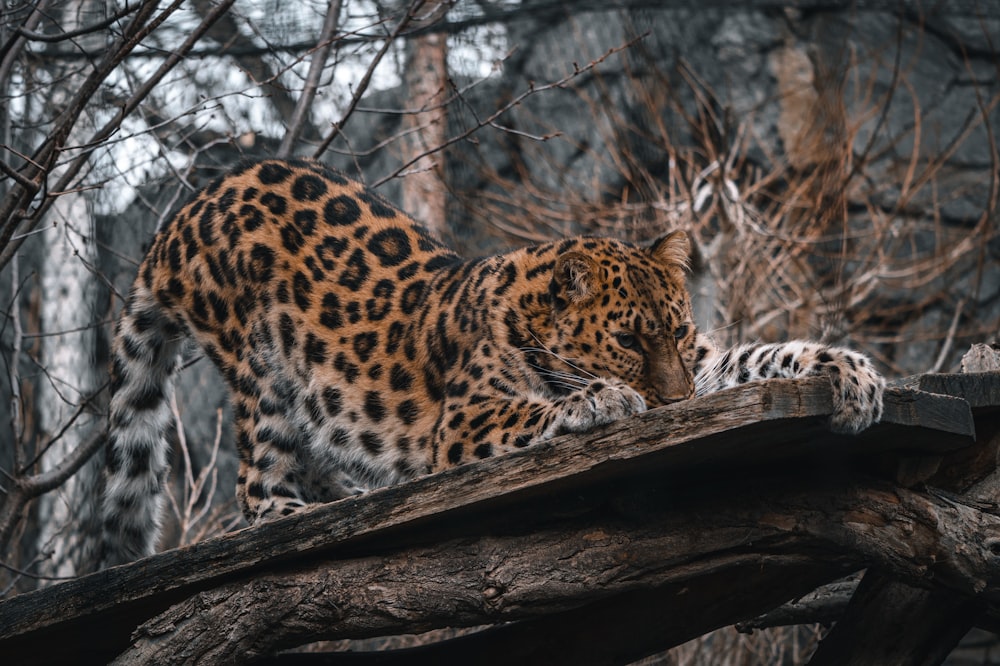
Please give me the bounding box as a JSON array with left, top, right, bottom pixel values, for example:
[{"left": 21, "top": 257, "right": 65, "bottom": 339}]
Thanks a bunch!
[{"left": 453, "top": 20, "right": 999, "bottom": 379}]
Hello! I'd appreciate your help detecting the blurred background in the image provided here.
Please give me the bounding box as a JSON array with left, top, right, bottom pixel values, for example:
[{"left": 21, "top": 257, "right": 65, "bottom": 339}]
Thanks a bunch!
[{"left": 0, "top": 1, "right": 997, "bottom": 662}]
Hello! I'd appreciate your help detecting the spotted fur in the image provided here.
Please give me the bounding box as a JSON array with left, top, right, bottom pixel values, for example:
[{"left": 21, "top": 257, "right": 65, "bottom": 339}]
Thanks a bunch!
[
  {"left": 100, "top": 159, "right": 698, "bottom": 567},
  {"left": 690, "top": 336, "right": 885, "bottom": 434}
]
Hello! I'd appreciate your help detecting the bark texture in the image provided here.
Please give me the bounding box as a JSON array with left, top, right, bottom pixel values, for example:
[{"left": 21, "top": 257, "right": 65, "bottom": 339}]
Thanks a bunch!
[
  {"left": 0, "top": 373, "right": 996, "bottom": 665},
  {"left": 114, "top": 481, "right": 1000, "bottom": 665}
]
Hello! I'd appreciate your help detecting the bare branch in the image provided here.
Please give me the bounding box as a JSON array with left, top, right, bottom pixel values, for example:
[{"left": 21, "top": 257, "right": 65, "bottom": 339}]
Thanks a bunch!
[
  {"left": 277, "top": 0, "right": 343, "bottom": 157},
  {"left": 23, "top": 424, "right": 107, "bottom": 498},
  {"left": 0, "top": 154, "right": 37, "bottom": 189},
  {"left": 0, "top": 416, "right": 107, "bottom": 556},
  {"left": 6, "top": 252, "right": 23, "bottom": 472},
  {"left": 0, "top": 0, "right": 50, "bottom": 85},
  {"left": 0, "top": 0, "right": 237, "bottom": 272},
  {"left": 372, "top": 36, "right": 643, "bottom": 188},
  {"left": 0, "top": 0, "right": 167, "bottom": 264},
  {"left": 14, "top": 4, "right": 139, "bottom": 44},
  {"left": 313, "top": 0, "right": 429, "bottom": 159}
]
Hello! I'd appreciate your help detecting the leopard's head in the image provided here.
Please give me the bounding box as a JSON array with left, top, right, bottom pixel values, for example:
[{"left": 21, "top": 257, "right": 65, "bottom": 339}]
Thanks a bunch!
[{"left": 545, "top": 231, "right": 696, "bottom": 407}]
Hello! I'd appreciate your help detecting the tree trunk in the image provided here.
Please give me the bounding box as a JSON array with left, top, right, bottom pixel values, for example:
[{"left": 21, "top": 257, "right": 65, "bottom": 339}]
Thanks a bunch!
[
  {"left": 33, "top": 0, "right": 105, "bottom": 581},
  {"left": 400, "top": 1, "right": 450, "bottom": 238}
]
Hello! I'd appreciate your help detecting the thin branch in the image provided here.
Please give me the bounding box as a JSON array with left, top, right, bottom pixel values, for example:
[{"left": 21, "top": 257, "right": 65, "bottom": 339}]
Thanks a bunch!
[
  {"left": 0, "top": 417, "right": 107, "bottom": 556},
  {"left": 181, "top": 409, "right": 224, "bottom": 546},
  {"left": 14, "top": 3, "right": 139, "bottom": 43},
  {"left": 18, "top": 382, "right": 109, "bottom": 476},
  {"left": 278, "top": 0, "right": 343, "bottom": 157},
  {"left": 313, "top": 0, "right": 429, "bottom": 159},
  {"left": 0, "top": 559, "right": 78, "bottom": 583},
  {"left": 0, "top": 155, "right": 37, "bottom": 189},
  {"left": 20, "top": 319, "right": 113, "bottom": 339},
  {"left": 0, "top": 0, "right": 236, "bottom": 272},
  {"left": 24, "top": 423, "right": 108, "bottom": 497},
  {"left": 929, "top": 297, "right": 967, "bottom": 374},
  {"left": 372, "top": 37, "right": 642, "bottom": 188},
  {"left": 19, "top": 1, "right": 1000, "bottom": 64},
  {"left": 7, "top": 252, "right": 23, "bottom": 473},
  {"left": 0, "top": 0, "right": 50, "bottom": 85},
  {"left": 0, "top": 0, "right": 166, "bottom": 265}
]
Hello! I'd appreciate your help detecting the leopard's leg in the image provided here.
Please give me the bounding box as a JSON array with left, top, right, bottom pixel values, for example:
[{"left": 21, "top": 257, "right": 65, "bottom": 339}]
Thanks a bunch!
[
  {"left": 798, "top": 344, "right": 884, "bottom": 434},
  {"left": 539, "top": 378, "right": 647, "bottom": 439},
  {"left": 691, "top": 335, "right": 884, "bottom": 434},
  {"left": 232, "top": 388, "right": 310, "bottom": 525},
  {"left": 431, "top": 378, "right": 646, "bottom": 469}
]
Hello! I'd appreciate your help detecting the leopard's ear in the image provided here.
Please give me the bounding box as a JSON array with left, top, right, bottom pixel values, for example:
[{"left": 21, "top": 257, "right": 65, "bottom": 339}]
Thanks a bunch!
[
  {"left": 648, "top": 230, "right": 691, "bottom": 270},
  {"left": 551, "top": 251, "right": 600, "bottom": 308}
]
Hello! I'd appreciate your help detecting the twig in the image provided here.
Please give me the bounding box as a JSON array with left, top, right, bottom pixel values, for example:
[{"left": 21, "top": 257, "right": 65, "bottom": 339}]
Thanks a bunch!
[
  {"left": 0, "top": 559, "right": 78, "bottom": 582},
  {"left": 185, "top": 410, "right": 224, "bottom": 540},
  {"left": 373, "top": 37, "right": 642, "bottom": 188},
  {"left": 848, "top": 14, "right": 903, "bottom": 182},
  {"left": 166, "top": 393, "right": 225, "bottom": 548},
  {"left": 313, "top": 0, "right": 429, "bottom": 159},
  {"left": 0, "top": 0, "right": 166, "bottom": 261},
  {"left": 21, "top": 422, "right": 107, "bottom": 497},
  {"left": 7, "top": 252, "right": 23, "bottom": 473},
  {"left": 18, "top": 382, "right": 109, "bottom": 475},
  {"left": 164, "top": 389, "right": 190, "bottom": 534},
  {"left": 14, "top": 3, "right": 139, "bottom": 43},
  {"left": 0, "top": 0, "right": 235, "bottom": 272},
  {"left": 929, "top": 298, "right": 967, "bottom": 374},
  {"left": 0, "top": 154, "right": 37, "bottom": 189},
  {"left": 278, "top": 0, "right": 343, "bottom": 157},
  {"left": 0, "top": 0, "right": 50, "bottom": 97}
]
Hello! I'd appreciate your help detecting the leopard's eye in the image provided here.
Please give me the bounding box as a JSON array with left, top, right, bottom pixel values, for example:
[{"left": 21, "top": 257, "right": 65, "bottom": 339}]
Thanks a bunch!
[
  {"left": 616, "top": 332, "right": 639, "bottom": 350},
  {"left": 673, "top": 324, "right": 689, "bottom": 340}
]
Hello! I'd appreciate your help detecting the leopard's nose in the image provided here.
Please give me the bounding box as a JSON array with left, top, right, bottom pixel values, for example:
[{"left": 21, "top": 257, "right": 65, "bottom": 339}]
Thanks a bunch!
[
  {"left": 643, "top": 388, "right": 691, "bottom": 408},
  {"left": 655, "top": 384, "right": 694, "bottom": 405}
]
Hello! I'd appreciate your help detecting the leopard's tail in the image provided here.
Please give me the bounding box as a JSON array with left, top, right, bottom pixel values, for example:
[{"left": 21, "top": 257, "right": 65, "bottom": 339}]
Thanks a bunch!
[{"left": 100, "top": 283, "right": 186, "bottom": 568}]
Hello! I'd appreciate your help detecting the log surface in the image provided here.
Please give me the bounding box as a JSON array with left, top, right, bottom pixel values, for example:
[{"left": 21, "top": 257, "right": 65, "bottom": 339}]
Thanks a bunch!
[{"left": 0, "top": 375, "right": 992, "bottom": 665}]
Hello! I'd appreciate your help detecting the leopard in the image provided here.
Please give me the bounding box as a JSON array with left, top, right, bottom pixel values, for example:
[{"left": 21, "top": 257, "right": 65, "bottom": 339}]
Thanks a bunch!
[{"left": 99, "top": 158, "right": 883, "bottom": 568}]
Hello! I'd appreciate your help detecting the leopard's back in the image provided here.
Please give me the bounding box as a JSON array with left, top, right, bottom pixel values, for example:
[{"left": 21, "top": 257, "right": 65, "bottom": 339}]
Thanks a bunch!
[
  {"left": 103, "top": 160, "right": 463, "bottom": 565},
  {"left": 147, "top": 159, "right": 459, "bottom": 479}
]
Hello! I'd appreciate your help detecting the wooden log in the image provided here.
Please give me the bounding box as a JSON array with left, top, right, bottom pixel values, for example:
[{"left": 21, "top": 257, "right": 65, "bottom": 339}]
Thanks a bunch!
[
  {"left": 263, "top": 567, "right": 846, "bottom": 666},
  {"left": 110, "top": 480, "right": 1000, "bottom": 665},
  {"left": 808, "top": 576, "right": 985, "bottom": 666},
  {"left": 0, "top": 376, "right": 984, "bottom": 664},
  {"left": 736, "top": 576, "right": 861, "bottom": 631},
  {"left": 808, "top": 363, "right": 1000, "bottom": 666},
  {"left": 738, "top": 578, "right": 1000, "bottom": 637}
]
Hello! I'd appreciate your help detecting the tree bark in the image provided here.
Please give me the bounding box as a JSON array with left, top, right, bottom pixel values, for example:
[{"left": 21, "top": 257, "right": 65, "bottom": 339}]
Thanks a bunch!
[
  {"left": 0, "top": 374, "right": 994, "bottom": 665},
  {"left": 113, "top": 479, "right": 1000, "bottom": 665},
  {"left": 400, "top": 1, "right": 450, "bottom": 238},
  {"left": 33, "top": 0, "right": 106, "bottom": 581}
]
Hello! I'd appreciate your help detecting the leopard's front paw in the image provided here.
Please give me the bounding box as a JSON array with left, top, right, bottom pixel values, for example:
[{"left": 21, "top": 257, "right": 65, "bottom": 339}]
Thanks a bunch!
[
  {"left": 550, "top": 379, "right": 646, "bottom": 436},
  {"left": 826, "top": 351, "right": 885, "bottom": 434}
]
